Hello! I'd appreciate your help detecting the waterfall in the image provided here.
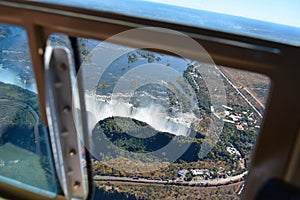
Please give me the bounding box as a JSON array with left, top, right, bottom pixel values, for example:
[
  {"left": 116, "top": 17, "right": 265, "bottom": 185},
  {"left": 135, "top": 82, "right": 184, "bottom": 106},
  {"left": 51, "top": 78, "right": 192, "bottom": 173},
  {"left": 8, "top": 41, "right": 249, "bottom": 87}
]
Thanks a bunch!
[{"left": 83, "top": 92, "right": 197, "bottom": 137}]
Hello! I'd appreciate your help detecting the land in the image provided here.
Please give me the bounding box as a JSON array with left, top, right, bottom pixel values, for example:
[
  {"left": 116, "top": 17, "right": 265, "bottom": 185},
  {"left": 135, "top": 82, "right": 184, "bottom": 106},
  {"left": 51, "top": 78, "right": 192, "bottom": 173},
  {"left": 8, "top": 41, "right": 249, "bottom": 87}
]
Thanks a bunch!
[
  {"left": 91, "top": 113, "right": 249, "bottom": 199},
  {"left": 94, "top": 181, "right": 243, "bottom": 200},
  {"left": 0, "top": 81, "right": 56, "bottom": 191},
  {"left": 87, "top": 48, "right": 269, "bottom": 199},
  {"left": 218, "top": 66, "right": 270, "bottom": 113}
]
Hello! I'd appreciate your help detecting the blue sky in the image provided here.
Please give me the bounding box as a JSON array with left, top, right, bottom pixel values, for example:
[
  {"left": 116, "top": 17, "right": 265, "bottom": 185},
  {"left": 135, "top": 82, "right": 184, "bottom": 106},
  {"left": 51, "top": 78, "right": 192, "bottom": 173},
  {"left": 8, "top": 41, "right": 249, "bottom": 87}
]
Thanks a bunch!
[{"left": 144, "top": 0, "right": 300, "bottom": 27}]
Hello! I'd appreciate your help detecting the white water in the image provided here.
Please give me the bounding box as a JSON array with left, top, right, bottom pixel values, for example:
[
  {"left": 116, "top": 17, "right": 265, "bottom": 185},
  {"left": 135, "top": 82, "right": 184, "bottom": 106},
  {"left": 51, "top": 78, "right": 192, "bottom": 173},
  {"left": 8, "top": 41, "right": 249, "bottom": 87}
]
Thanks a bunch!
[
  {"left": 83, "top": 92, "right": 197, "bottom": 137},
  {"left": 0, "top": 66, "right": 37, "bottom": 93}
]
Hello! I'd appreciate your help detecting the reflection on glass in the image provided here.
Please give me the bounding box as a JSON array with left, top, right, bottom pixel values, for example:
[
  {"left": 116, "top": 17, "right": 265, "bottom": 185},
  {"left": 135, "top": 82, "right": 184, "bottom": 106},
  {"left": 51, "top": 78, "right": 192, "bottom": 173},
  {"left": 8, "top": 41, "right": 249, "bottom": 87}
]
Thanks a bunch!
[
  {"left": 48, "top": 33, "right": 270, "bottom": 199},
  {"left": 0, "top": 24, "right": 57, "bottom": 194}
]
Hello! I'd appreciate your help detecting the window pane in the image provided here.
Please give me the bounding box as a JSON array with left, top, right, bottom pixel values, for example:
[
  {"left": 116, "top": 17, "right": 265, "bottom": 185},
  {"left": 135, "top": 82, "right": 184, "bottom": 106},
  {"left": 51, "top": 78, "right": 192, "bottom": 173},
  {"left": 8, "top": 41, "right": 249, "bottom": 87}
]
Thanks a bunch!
[
  {"left": 74, "top": 35, "right": 269, "bottom": 199},
  {"left": 47, "top": 30, "right": 270, "bottom": 199},
  {"left": 0, "top": 24, "right": 58, "bottom": 195}
]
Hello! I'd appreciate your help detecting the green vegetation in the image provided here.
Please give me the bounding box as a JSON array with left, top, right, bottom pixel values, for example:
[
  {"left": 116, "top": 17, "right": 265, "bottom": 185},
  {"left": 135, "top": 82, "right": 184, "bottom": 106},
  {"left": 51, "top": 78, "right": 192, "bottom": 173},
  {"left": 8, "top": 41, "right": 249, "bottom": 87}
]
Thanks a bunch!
[
  {"left": 0, "top": 81, "right": 57, "bottom": 192},
  {"left": 167, "top": 82, "right": 192, "bottom": 113},
  {"left": 127, "top": 53, "right": 138, "bottom": 63},
  {"left": 92, "top": 115, "right": 249, "bottom": 179},
  {"left": 184, "top": 65, "right": 211, "bottom": 113},
  {"left": 0, "top": 143, "right": 49, "bottom": 190},
  {"left": 94, "top": 186, "right": 138, "bottom": 200},
  {"left": 0, "top": 81, "right": 39, "bottom": 117},
  {"left": 95, "top": 182, "right": 241, "bottom": 200},
  {"left": 96, "top": 117, "right": 174, "bottom": 153},
  {"left": 97, "top": 81, "right": 111, "bottom": 90},
  {"left": 92, "top": 117, "right": 207, "bottom": 163}
]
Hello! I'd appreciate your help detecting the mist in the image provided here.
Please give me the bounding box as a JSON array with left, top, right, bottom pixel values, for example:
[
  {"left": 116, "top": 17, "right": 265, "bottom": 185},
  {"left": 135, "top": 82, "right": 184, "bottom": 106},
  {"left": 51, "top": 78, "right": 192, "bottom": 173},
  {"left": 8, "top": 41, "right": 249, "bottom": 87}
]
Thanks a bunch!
[
  {"left": 83, "top": 92, "right": 197, "bottom": 137},
  {"left": 0, "top": 67, "right": 37, "bottom": 93}
]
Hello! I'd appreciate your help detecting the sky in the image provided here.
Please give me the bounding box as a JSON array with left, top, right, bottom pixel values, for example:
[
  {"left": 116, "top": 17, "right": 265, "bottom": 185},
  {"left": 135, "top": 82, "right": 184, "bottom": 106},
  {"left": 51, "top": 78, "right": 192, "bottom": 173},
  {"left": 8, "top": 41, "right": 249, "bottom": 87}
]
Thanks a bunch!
[{"left": 143, "top": 0, "right": 300, "bottom": 28}]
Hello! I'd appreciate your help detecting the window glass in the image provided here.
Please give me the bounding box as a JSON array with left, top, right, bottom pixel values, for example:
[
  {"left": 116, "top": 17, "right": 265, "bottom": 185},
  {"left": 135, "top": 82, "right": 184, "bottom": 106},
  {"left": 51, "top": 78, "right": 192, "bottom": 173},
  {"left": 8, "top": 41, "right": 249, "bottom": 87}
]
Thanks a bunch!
[
  {"left": 0, "top": 24, "right": 58, "bottom": 195},
  {"left": 46, "top": 33, "right": 90, "bottom": 199},
  {"left": 48, "top": 29, "right": 270, "bottom": 199},
  {"left": 38, "top": 0, "right": 300, "bottom": 46}
]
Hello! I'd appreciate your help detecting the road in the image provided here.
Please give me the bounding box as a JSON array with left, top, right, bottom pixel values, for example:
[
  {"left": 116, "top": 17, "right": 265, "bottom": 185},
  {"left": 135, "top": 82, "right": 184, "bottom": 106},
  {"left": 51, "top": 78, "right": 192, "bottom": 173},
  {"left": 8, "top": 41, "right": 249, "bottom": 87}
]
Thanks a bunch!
[
  {"left": 243, "top": 87, "right": 265, "bottom": 109},
  {"left": 214, "top": 66, "right": 263, "bottom": 118},
  {"left": 0, "top": 99, "right": 40, "bottom": 155},
  {"left": 93, "top": 171, "right": 247, "bottom": 187}
]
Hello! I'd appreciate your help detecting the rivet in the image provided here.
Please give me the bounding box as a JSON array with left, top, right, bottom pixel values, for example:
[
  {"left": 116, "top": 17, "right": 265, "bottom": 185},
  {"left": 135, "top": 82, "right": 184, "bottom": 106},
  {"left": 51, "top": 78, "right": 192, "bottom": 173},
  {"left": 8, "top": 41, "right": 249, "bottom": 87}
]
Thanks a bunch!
[
  {"left": 62, "top": 131, "right": 69, "bottom": 137},
  {"left": 73, "top": 181, "right": 81, "bottom": 190},
  {"left": 69, "top": 149, "right": 77, "bottom": 156},
  {"left": 38, "top": 48, "right": 44, "bottom": 55},
  {"left": 67, "top": 168, "right": 74, "bottom": 176},
  {"left": 63, "top": 106, "right": 71, "bottom": 114},
  {"left": 54, "top": 82, "right": 62, "bottom": 88}
]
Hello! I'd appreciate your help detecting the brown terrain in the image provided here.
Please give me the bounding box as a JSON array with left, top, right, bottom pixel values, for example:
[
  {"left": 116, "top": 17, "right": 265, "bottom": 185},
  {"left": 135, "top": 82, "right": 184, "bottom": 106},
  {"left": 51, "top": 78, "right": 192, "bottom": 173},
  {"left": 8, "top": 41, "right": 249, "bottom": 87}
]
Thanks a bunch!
[{"left": 219, "top": 66, "right": 270, "bottom": 109}]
